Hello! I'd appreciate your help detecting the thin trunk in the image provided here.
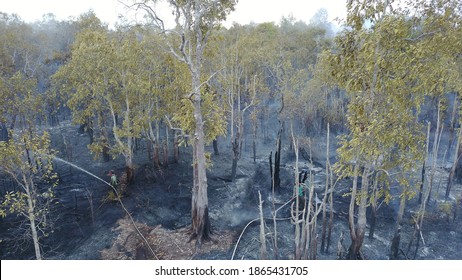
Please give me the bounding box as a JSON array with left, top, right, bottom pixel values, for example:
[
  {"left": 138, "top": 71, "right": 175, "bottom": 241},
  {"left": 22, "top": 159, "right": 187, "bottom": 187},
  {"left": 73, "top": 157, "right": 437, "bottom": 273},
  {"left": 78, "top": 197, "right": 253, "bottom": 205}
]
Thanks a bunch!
[
  {"left": 147, "top": 139, "right": 152, "bottom": 161},
  {"left": 348, "top": 166, "right": 369, "bottom": 260},
  {"left": 292, "top": 122, "right": 301, "bottom": 260},
  {"left": 163, "top": 139, "right": 168, "bottom": 167},
  {"left": 272, "top": 126, "right": 282, "bottom": 192},
  {"left": 326, "top": 164, "right": 334, "bottom": 253},
  {"left": 252, "top": 109, "right": 257, "bottom": 163},
  {"left": 419, "top": 122, "right": 431, "bottom": 204},
  {"left": 321, "top": 123, "right": 330, "bottom": 253},
  {"left": 428, "top": 103, "right": 443, "bottom": 204},
  {"left": 25, "top": 178, "right": 41, "bottom": 260},
  {"left": 154, "top": 142, "right": 160, "bottom": 168},
  {"left": 174, "top": 132, "right": 179, "bottom": 163},
  {"left": 347, "top": 164, "right": 359, "bottom": 258},
  {"left": 446, "top": 125, "right": 462, "bottom": 200},
  {"left": 258, "top": 191, "right": 267, "bottom": 260},
  {"left": 369, "top": 174, "right": 379, "bottom": 238},
  {"left": 390, "top": 194, "right": 406, "bottom": 259},
  {"left": 231, "top": 133, "right": 239, "bottom": 181},
  {"left": 447, "top": 94, "right": 458, "bottom": 155},
  {"left": 213, "top": 139, "right": 219, "bottom": 156}
]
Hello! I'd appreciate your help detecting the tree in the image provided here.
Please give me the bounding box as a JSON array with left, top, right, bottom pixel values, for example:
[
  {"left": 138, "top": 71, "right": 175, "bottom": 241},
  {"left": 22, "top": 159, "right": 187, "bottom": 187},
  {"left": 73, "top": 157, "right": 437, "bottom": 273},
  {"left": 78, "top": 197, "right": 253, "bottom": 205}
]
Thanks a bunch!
[
  {"left": 131, "top": 0, "right": 236, "bottom": 247},
  {"left": 53, "top": 18, "right": 161, "bottom": 185},
  {"left": 0, "top": 131, "right": 58, "bottom": 260}
]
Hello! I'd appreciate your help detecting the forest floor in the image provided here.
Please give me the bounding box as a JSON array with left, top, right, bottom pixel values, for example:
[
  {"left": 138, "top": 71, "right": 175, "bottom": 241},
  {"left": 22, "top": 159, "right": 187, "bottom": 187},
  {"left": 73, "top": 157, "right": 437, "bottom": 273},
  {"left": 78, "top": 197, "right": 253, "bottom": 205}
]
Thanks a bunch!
[{"left": 1, "top": 121, "right": 461, "bottom": 260}]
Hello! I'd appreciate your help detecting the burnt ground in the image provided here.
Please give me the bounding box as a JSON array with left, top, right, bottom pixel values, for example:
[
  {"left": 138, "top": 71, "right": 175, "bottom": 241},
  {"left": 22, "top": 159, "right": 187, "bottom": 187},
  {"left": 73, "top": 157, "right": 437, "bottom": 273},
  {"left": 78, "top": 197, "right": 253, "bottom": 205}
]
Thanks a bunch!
[{"left": 1, "top": 121, "right": 462, "bottom": 260}]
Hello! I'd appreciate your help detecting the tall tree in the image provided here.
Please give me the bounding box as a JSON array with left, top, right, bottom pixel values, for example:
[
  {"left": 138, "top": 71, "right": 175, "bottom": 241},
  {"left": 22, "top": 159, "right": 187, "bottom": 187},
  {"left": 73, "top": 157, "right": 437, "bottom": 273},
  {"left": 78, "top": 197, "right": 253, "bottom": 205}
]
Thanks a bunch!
[{"left": 131, "top": 0, "right": 236, "bottom": 247}]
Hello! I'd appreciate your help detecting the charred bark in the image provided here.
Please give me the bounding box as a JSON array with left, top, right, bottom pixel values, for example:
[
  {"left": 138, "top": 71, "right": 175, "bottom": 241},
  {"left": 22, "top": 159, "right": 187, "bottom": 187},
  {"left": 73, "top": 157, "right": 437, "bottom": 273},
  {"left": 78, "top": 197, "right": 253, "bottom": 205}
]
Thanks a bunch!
[
  {"left": 231, "top": 134, "right": 239, "bottom": 181},
  {"left": 174, "top": 133, "right": 179, "bottom": 163},
  {"left": 163, "top": 139, "right": 168, "bottom": 167},
  {"left": 153, "top": 142, "right": 160, "bottom": 168},
  {"left": 0, "top": 123, "right": 8, "bottom": 142},
  {"left": 213, "top": 139, "right": 219, "bottom": 156}
]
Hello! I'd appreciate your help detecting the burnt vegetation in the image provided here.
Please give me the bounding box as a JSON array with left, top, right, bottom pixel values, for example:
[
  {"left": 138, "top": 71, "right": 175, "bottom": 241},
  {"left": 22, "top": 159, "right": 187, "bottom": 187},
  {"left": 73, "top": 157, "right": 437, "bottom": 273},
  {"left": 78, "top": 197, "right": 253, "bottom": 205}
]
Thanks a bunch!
[{"left": 1, "top": 0, "right": 462, "bottom": 260}]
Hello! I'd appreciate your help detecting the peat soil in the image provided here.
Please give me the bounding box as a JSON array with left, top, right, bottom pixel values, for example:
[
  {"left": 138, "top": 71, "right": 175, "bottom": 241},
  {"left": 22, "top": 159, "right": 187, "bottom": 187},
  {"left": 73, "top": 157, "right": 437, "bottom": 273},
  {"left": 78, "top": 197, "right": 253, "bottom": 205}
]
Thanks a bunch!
[{"left": 1, "top": 122, "right": 461, "bottom": 260}]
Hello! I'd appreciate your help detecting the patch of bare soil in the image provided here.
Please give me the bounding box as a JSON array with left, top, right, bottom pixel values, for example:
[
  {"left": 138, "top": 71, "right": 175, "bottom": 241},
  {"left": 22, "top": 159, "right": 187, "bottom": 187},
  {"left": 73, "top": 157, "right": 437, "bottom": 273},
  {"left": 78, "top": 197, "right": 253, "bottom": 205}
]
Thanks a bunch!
[{"left": 101, "top": 216, "right": 235, "bottom": 260}]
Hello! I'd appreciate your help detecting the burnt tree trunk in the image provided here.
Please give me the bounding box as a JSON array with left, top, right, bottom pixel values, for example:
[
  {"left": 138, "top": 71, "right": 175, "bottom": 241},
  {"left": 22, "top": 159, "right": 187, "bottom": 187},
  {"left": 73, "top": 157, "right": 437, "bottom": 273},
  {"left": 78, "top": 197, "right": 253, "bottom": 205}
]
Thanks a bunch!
[
  {"left": 173, "top": 133, "right": 179, "bottom": 163},
  {"left": 231, "top": 133, "right": 239, "bottom": 181},
  {"left": 270, "top": 127, "right": 282, "bottom": 192},
  {"left": 347, "top": 166, "right": 369, "bottom": 260},
  {"left": 369, "top": 205, "right": 377, "bottom": 239},
  {"left": 153, "top": 142, "right": 160, "bottom": 168},
  {"left": 390, "top": 228, "right": 401, "bottom": 260},
  {"left": 147, "top": 140, "right": 152, "bottom": 161},
  {"left": 213, "top": 139, "right": 219, "bottom": 156},
  {"left": 163, "top": 139, "right": 168, "bottom": 167},
  {"left": 418, "top": 161, "right": 426, "bottom": 204},
  {"left": 446, "top": 126, "right": 462, "bottom": 199},
  {"left": 188, "top": 66, "right": 212, "bottom": 248},
  {"left": 0, "top": 123, "right": 8, "bottom": 142}
]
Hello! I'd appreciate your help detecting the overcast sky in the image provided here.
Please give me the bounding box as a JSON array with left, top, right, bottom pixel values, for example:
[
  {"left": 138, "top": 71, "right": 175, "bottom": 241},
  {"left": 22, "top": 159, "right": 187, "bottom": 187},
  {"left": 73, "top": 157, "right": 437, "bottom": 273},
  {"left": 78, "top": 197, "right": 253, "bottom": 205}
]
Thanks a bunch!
[{"left": 1, "top": 0, "right": 347, "bottom": 27}]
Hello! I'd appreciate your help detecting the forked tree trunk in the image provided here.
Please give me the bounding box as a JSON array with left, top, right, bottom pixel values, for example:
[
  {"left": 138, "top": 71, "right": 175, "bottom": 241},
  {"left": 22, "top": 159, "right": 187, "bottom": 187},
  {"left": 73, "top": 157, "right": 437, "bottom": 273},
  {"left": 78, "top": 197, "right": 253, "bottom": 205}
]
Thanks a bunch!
[{"left": 348, "top": 166, "right": 369, "bottom": 260}]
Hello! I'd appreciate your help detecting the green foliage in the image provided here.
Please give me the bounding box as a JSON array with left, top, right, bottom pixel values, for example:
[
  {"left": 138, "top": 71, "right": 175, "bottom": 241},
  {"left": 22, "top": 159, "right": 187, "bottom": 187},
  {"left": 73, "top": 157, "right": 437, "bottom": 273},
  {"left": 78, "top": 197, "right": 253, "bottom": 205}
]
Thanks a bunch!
[
  {"left": 325, "top": 0, "right": 461, "bottom": 210},
  {"left": 0, "top": 130, "right": 58, "bottom": 239},
  {"left": 172, "top": 88, "right": 227, "bottom": 144}
]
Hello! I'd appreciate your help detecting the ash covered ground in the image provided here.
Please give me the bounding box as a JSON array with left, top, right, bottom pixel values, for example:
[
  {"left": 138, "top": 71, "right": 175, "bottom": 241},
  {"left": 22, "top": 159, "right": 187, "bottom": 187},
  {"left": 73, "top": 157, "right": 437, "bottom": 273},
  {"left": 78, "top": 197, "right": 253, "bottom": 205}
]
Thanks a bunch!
[{"left": 1, "top": 122, "right": 461, "bottom": 260}]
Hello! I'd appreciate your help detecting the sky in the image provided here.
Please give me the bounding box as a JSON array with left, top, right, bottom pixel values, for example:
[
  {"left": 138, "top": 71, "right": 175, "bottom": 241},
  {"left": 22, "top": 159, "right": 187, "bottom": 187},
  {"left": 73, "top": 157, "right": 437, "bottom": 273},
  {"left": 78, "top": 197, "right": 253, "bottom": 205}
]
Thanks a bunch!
[{"left": 0, "top": 0, "right": 347, "bottom": 27}]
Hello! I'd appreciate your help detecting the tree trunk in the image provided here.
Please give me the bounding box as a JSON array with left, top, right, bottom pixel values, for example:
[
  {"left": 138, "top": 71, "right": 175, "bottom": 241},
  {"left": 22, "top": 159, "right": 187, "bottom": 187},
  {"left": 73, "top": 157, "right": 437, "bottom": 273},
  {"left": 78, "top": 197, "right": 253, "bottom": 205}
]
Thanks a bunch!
[
  {"left": 419, "top": 122, "right": 431, "bottom": 204},
  {"left": 369, "top": 205, "right": 377, "bottom": 239},
  {"left": 446, "top": 126, "right": 462, "bottom": 200},
  {"left": 390, "top": 228, "right": 401, "bottom": 260},
  {"left": 153, "top": 142, "right": 160, "bottom": 168},
  {"left": 213, "top": 139, "right": 219, "bottom": 156},
  {"left": 348, "top": 166, "right": 369, "bottom": 260},
  {"left": 0, "top": 123, "right": 9, "bottom": 142},
  {"left": 369, "top": 174, "right": 379, "bottom": 238},
  {"left": 189, "top": 72, "right": 212, "bottom": 247},
  {"left": 147, "top": 140, "right": 152, "bottom": 161},
  {"left": 321, "top": 123, "right": 330, "bottom": 253},
  {"left": 231, "top": 134, "right": 239, "bottom": 181},
  {"left": 173, "top": 132, "right": 179, "bottom": 163},
  {"left": 271, "top": 127, "right": 282, "bottom": 192},
  {"left": 24, "top": 178, "right": 41, "bottom": 260},
  {"left": 163, "top": 139, "right": 168, "bottom": 167}
]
